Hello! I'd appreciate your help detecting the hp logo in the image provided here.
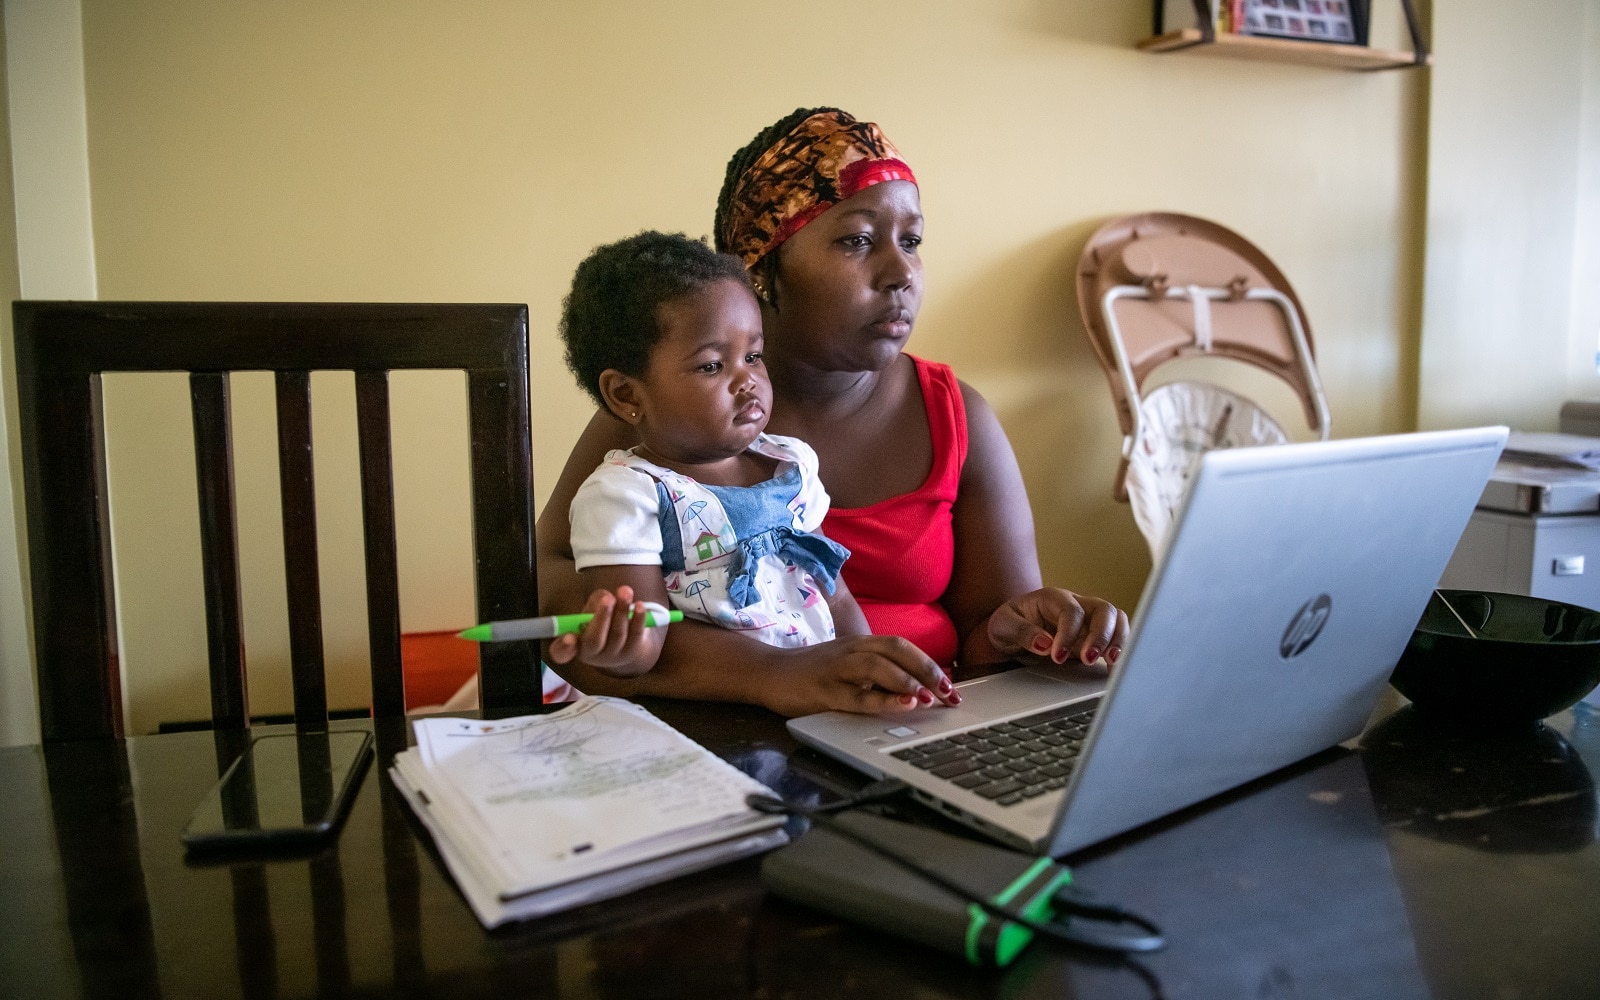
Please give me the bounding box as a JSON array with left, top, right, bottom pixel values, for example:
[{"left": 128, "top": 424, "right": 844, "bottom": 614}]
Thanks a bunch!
[{"left": 1280, "top": 595, "right": 1332, "bottom": 659}]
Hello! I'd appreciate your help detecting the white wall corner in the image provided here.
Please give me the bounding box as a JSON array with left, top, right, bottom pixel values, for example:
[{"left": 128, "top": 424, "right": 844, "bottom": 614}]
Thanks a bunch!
[
  {"left": 5, "top": 0, "right": 95, "bottom": 299},
  {"left": 1417, "top": 0, "right": 1587, "bottom": 432},
  {"left": 1567, "top": 0, "right": 1600, "bottom": 401},
  {"left": 1, "top": 0, "right": 97, "bottom": 747}
]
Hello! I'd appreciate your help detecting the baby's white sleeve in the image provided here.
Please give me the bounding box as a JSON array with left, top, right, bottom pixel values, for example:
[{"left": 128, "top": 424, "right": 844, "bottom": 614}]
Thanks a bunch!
[
  {"left": 570, "top": 464, "right": 664, "bottom": 571},
  {"left": 782, "top": 436, "right": 832, "bottom": 533}
]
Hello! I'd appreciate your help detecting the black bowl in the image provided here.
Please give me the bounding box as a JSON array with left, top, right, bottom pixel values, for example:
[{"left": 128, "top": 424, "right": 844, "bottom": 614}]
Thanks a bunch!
[{"left": 1389, "top": 590, "right": 1600, "bottom": 731}]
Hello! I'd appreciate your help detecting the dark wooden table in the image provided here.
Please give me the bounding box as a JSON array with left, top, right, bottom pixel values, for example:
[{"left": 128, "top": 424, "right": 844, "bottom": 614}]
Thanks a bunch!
[{"left": 3, "top": 689, "right": 1598, "bottom": 1000}]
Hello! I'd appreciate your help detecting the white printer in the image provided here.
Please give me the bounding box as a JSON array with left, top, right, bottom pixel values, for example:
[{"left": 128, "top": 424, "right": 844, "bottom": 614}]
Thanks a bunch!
[
  {"left": 1440, "top": 410, "right": 1600, "bottom": 615},
  {"left": 1442, "top": 403, "right": 1600, "bottom": 709}
]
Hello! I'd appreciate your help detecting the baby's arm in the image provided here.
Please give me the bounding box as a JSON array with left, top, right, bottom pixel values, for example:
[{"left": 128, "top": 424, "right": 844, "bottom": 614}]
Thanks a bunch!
[
  {"left": 573, "top": 568, "right": 674, "bottom": 678},
  {"left": 569, "top": 460, "right": 677, "bottom": 677},
  {"left": 826, "top": 575, "right": 871, "bottom": 638}
]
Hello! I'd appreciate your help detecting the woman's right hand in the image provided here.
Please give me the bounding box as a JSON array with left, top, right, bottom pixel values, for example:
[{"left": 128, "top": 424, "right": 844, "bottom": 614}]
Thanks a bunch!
[{"left": 760, "top": 636, "right": 960, "bottom": 717}]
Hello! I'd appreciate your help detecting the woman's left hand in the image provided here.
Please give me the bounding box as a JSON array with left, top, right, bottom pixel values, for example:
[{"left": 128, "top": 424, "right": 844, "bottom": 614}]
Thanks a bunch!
[{"left": 985, "top": 588, "right": 1129, "bottom": 669}]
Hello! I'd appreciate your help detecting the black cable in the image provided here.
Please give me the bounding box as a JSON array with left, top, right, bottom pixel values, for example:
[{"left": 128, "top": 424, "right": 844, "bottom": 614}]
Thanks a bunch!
[{"left": 748, "top": 788, "right": 1166, "bottom": 955}]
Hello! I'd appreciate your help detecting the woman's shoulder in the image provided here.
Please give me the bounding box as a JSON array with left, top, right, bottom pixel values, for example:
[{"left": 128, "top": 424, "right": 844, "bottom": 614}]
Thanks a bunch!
[
  {"left": 901, "top": 354, "right": 972, "bottom": 464},
  {"left": 900, "top": 354, "right": 1001, "bottom": 424},
  {"left": 907, "top": 353, "right": 954, "bottom": 380},
  {"left": 906, "top": 354, "right": 969, "bottom": 413}
]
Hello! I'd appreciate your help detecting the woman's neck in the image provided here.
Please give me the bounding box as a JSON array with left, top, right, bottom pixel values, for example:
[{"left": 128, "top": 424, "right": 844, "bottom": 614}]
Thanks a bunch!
[{"left": 768, "top": 358, "right": 887, "bottom": 421}]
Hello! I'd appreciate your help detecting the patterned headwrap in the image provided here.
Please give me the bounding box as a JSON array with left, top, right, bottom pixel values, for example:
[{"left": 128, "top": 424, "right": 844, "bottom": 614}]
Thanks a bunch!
[{"left": 718, "top": 110, "right": 917, "bottom": 276}]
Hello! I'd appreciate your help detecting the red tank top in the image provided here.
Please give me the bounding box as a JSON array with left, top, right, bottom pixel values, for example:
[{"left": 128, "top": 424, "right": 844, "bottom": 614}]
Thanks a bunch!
[{"left": 822, "top": 355, "right": 966, "bottom": 668}]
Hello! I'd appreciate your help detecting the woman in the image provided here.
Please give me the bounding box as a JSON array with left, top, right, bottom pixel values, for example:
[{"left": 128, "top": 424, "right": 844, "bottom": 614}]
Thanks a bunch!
[{"left": 537, "top": 107, "right": 1128, "bottom": 716}]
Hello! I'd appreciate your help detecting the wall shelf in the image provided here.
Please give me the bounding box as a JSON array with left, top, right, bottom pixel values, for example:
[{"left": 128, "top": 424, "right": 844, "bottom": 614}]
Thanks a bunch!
[{"left": 1139, "top": 28, "right": 1429, "bottom": 71}]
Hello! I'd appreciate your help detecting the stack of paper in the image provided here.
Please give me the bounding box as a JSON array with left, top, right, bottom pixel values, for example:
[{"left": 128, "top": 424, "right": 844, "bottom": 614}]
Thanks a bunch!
[
  {"left": 390, "top": 697, "right": 788, "bottom": 927},
  {"left": 1480, "top": 460, "right": 1600, "bottom": 515},
  {"left": 1502, "top": 432, "right": 1600, "bottom": 472}
]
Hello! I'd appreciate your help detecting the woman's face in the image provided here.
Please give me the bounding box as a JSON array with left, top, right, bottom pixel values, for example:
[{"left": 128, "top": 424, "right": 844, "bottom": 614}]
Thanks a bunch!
[{"left": 765, "top": 179, "right": 923, "bottom": 375}]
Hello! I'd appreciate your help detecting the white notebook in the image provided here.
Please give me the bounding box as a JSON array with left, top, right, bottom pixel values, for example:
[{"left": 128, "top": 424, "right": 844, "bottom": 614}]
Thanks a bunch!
[{"left": 390, "top": 697, "right": 787, "bottom": 927}]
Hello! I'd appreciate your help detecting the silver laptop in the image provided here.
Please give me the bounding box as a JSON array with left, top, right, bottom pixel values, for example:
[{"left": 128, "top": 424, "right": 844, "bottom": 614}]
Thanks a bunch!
[{"left": 789, "top": 427, "right": 1508, "bottom": 857}]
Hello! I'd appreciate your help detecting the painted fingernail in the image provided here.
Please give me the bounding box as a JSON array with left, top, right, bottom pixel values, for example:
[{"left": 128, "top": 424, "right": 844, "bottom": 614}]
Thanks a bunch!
[
  {"left": 948, "top": 690, "right": 963, "bottom": 706},
  {"left": 1086, "top": 648, "right": 1101, "bottom": 665},
  {"left": 938, "top": 676, "right": 953, "bottom": 694},
  {"left": 1108, "top": 646, "right": 1121, "bottom": 664},
  {"left": 1033, "top": 637, "right": 1051, "bottom": 654},
  {"left": 900, "top": 694, "right": 917, "bottom": 707},
  {"left": 917, "top": 688, "right": 934, "bottom": 706}
]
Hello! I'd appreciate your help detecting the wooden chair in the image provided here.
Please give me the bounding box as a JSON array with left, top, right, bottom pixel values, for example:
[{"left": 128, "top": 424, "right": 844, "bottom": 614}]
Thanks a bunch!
[{"left": 14, "top": 301, "right": 542, "bottom": 741}]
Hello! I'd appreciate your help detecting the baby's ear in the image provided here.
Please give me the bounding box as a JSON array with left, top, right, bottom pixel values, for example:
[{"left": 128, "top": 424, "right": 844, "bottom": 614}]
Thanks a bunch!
[{"left": 597, "top": 369, "right": 644, "bottom": 425}]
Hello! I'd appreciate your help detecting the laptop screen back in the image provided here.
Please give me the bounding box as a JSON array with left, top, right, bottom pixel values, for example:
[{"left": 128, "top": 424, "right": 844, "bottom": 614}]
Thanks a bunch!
[{"left": 1048, "top": 427, "right": 1507, "bottom": 856}]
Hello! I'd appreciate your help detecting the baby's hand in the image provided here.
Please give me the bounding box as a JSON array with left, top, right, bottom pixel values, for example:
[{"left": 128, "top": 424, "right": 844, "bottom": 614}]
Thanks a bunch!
[
  {"left": 570, "top": 585, "right": 668, "bottom": 678},
  {"left": 986, "top": 588, "right": 1128, "bottom": 671}
]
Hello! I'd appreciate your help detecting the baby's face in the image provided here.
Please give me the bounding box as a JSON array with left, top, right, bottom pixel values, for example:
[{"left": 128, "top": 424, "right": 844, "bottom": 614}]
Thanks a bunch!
[{"left": 635, "top": 279, "right": 772, "bottom": 464}]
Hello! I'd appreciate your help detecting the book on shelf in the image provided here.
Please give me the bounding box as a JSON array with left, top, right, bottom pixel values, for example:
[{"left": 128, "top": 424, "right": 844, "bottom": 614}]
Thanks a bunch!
[
  {"left": 1157, "top": 0, "right": 1369, "bottom": 45},
  {"left": 1238, "top": 0, "right": 1365, "bottom": 46},
  {"left": 1478, "top": 461, "right": 1600, "bottom": 516},
  {"left": 390, "top": 696, "right": 789, "bottom": 928}
]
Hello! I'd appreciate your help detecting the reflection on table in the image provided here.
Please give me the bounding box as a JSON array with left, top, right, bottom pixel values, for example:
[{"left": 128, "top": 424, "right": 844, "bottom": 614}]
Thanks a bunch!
[
  {"left": 1359, "top": 699, "right": 1600, "bottom": 1000},
  {"left": 2, "top": 692, "right": 1598, "bottom": 1000}
]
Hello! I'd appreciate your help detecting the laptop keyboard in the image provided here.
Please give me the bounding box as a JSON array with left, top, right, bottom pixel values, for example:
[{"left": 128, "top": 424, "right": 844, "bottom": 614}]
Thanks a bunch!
[{"left": 889, "top": 702, "right": 1098, "bottom": 808}]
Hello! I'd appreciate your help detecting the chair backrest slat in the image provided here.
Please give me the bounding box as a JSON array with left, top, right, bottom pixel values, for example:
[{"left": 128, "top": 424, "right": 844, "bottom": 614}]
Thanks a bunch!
[
  {"left": 354, "top": 369, "right": 405, "bottom": 718},
  {"left": 274, "top": 370, "right": 330, "bottom": 731},
  {"left": 189, "top": 371, "right": 249, "bottom": 729},
  {"left": 466, "top": 367, "right": 541, "bottom": 712}
]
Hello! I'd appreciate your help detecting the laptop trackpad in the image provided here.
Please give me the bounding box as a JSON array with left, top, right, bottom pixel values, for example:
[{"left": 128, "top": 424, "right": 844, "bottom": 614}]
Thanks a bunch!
[{"left": 958, "top": 663, "right": 1106, "bottom": 716}]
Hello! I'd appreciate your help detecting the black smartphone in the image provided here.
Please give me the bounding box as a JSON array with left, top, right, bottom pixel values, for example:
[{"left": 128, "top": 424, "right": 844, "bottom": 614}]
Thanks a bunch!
[{"left": 181, "top": 729, "right": 374, "bottom": 851}]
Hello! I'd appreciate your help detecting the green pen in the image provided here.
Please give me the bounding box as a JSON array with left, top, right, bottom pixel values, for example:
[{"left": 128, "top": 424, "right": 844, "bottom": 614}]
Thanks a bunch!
[{"left": 458, "top": 605, "right": 683, "bottom": 642}]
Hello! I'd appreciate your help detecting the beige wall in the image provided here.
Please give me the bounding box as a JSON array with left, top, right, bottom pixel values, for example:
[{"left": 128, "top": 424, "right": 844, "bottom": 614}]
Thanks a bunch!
[
  {"left": 3, "top": 0, "right": 1585, "bottom": 734},
  {"left": 1418, "top": 0, "right": 1599, "bottom": 428},
  {"left": 1568, "top": 2, "right": 1600, "bottom": 400}
]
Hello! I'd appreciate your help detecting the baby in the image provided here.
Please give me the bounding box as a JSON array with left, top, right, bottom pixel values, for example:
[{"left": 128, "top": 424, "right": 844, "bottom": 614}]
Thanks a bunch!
[{"left": 559, "top": 231, "right": 870, "bottom": 677}]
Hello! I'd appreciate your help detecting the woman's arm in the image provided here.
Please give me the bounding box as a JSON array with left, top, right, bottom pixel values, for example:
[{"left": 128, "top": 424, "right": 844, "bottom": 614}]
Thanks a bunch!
[
  {"left": 943, "top": 382, "right": 1128, "bottom": 668},
  {"left": 536, "top": 409, "right": 637, "bottom": 613},
  {"left": 551, "top": 584, "right": 953, "bottom": 714},
  {"left": 538, "top": 411, "right": 952, "bottom": 713}
]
